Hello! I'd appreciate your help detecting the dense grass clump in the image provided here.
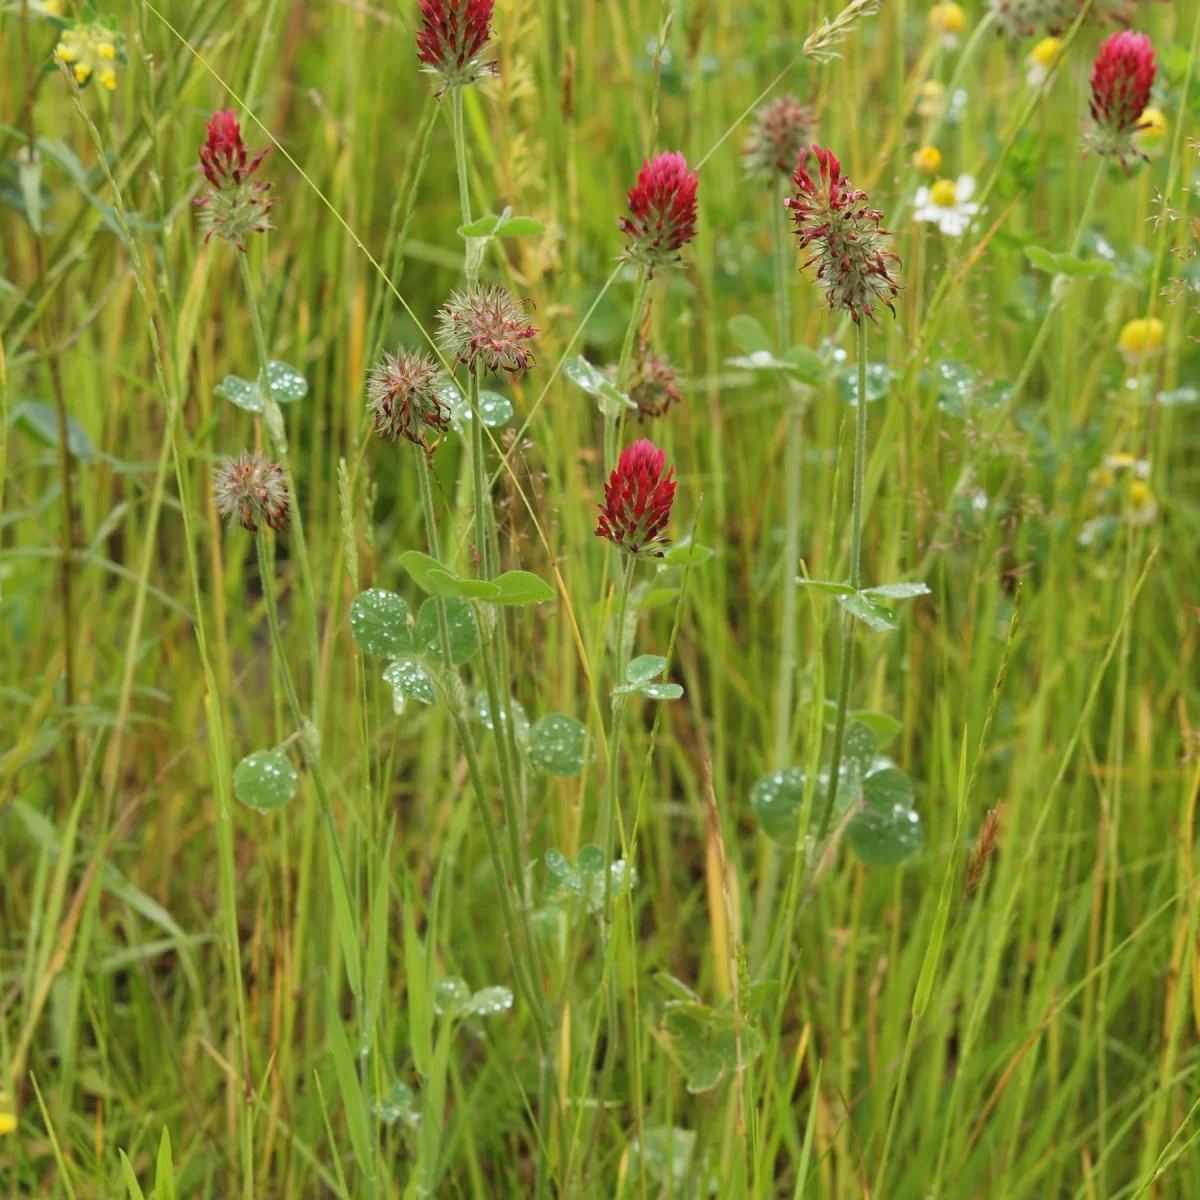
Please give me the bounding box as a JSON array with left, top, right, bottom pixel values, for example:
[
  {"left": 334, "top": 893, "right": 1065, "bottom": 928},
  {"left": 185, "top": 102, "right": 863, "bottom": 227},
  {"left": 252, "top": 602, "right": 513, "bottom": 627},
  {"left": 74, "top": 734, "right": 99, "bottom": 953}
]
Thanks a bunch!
[{"left": 2, "top": 0, "right": 1199, "bottom": 1196}]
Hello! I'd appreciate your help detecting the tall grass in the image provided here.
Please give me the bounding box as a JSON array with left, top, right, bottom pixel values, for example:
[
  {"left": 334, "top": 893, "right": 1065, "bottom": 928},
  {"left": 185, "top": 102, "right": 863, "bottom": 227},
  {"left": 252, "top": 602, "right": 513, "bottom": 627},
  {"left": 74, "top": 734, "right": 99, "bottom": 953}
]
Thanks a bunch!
[{"left": 2, "top": 0, "right": 1199, "bottom": 1196}]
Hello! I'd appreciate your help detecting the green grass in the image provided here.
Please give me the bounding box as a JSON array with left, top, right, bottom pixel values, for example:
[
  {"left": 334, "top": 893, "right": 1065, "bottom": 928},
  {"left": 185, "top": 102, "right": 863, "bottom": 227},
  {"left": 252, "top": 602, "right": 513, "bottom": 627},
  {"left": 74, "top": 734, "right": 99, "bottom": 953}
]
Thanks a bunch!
[{"left": 3, "top": 0, "right": 1200, "bottom": 1195}]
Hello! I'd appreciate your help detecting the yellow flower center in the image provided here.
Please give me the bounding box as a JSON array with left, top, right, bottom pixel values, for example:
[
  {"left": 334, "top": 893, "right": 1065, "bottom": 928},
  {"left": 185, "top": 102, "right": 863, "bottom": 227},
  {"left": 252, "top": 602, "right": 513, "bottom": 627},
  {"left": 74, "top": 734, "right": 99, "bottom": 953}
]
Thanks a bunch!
[
  {"left": 0, "top": 1110, "right": 15, "bottom": 1137},
  {"left": 920, "top": 80, "right": 946, "bottom": 101},
  {"left": 1106, "top": 453, "right": 1136, "bottom": 471},
  {"left": 1136, "top": 107, "right": 1167, "bottom": 140},
  {"left": 912, "top": 145, "right": 943, "bottom": 175},
  {"left": 930, "top": 178, "right": 959, "bottom": 208},
  {"left": 929, "top": 2, "right": 966, "bottom": 34},
  {"left": 1118, "top": 317, "right": 1164, "bottom": 357},
  {"left": 1128, "top": 481, "right": 1155, "bottom": 511},
  {"left": 99, "top": 42, "right": 116, "bottom": 60},
  {"left": 1030, "top": 37, "right": 1062, "bottom": 69}
]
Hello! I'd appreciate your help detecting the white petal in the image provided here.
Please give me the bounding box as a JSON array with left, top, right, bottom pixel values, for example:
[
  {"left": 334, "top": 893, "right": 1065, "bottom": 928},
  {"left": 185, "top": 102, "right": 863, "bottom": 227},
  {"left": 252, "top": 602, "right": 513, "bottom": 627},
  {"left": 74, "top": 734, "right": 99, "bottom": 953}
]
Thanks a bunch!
[{"left": 955, "top": 175, "right": 976, "bottom": 202}]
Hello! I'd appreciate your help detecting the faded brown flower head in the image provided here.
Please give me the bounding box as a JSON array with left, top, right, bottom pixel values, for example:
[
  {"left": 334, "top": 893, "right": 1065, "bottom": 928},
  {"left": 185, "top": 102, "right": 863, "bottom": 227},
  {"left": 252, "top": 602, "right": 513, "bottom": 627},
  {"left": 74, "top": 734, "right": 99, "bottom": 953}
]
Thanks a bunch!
[
  {"left": 742, "top": 95, "right": 816, "bottom": 181},
  {"left": 785, "top": 144, "right": 900, "bottom": 324},
  {"left": 628, "top": 351, "right": 684, "bottom": 420},
  {"left": 366, "top": 348, "right": 451, "bottom": 448},
  {"left": 438, "top": 283, "right": 538, "bottom": 376},
  {"left": 213, "top": 450, "right": 289, "bottom": 533}
]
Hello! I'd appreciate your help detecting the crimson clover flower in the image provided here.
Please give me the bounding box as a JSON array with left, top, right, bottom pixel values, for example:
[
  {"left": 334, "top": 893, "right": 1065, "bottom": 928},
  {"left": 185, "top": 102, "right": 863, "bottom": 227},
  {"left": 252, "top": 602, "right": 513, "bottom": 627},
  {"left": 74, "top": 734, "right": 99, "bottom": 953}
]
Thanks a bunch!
[
  {"left": 1086, "top": 31, "right": 1157, "bottom": 168},
  {"left": 416, "top": 0, "right": 498, "bottom": 92},
  {"left": 595, "top": 439, "right": 677, "bottom": 557},
  {"left": 367, "top": 348, "right": 452, "bottom": 449},
  {"left": 438, "top": 283, "right": 538, "bottom": 376},
  {"left": 195, "top": 109, "right": 273, "bottom": 250},
  {"left": 785, "top": 144, "right": 900, "bottom": 324},
  {"left": 213, "top": 450, "right": 289, "bottom": 533},
  {"left": 618, "top": 152, "right": 699, "bottom": 272},
  {"left": 742, "top": 95, "right": 816, "bottom": 181}
]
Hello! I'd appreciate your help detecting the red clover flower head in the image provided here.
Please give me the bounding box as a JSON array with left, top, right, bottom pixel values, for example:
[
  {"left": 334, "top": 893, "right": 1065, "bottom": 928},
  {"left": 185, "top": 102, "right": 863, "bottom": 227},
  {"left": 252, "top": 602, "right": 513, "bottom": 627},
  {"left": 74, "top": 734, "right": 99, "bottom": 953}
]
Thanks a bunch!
[
  {"left": 416, "top": 0, "right": 498, "bottom": 92},
  {"left": 742, "top": 95, "right": 816, "bottom": 181},
  {"left": 619, "top": 152, "right": 699, "bottom": 272},
  {"left": 438, "top": 283, "right": 538, "bottom": 377},
  {"left": 784, "top": 144, "right": 900, "bottom": 324},
  {"left": 195, "top": 109, "right": 273, "bottom": 250},
  {"left": 595, "top": 439, "right": 677, "bottom": 557},
  {"left": 367, "top": 348, "right": 452, "bottom": 449},
  {"left": 213, "top": 450, "right": 289, "bottom": 533},
  {"left": 1087, "top": 31, "right": 1157, "bottom": 167}
]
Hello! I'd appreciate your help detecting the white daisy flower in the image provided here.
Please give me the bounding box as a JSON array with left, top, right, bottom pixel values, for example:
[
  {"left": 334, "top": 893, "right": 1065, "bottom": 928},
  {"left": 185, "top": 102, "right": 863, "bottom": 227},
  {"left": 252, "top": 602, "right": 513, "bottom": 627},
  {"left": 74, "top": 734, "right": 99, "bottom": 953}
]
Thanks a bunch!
[{"left": 914, "top": 175, "right": 979, "bottom": 237}]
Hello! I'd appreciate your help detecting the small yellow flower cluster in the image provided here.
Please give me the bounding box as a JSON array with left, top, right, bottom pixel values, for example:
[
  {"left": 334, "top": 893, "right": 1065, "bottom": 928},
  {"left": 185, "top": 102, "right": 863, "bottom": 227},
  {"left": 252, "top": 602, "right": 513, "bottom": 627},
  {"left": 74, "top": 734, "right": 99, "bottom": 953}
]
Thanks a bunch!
[
  {"left": 1084, "top": 453, "right": 1159, "bottom": 537},
  {"left": 55, "top": 22, "right": 120, "bottom": 91},
  {"left": 928, "top": 2, "right": 966, "bottom": 36},
  {"left": 912, "top": 145, "right": 943, "bottom": 175},
  {"left": 1118, "top": 316, "right": 1164, "bottom": 361},
  {"left": 917, "top": 80, "right": 945, "bottom": 121}
]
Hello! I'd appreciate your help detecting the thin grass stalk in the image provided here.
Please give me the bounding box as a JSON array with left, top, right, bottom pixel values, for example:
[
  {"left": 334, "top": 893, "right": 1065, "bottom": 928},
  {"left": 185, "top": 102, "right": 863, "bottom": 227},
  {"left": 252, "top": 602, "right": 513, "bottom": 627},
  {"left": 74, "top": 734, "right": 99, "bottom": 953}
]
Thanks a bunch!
[
  {"left": 750, "top": 176, "right": 804, "bottom": 970},
  {"left": 609, "top": 265, "right": 651, "bottom": 471},
  {"left": 237, "top": 252, "right": 322, "bottom": 716},
  {"left": 816, "top": 318, "right": 869, "bottom": 841}
]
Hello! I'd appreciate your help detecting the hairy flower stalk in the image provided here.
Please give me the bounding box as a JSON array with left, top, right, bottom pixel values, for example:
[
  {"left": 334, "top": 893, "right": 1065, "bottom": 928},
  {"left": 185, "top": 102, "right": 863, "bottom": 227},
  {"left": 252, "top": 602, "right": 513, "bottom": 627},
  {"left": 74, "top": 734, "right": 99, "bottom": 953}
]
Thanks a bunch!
[
  {"left": 1086, "top": 30, "right": 1157, "bottom": 167},
  {"left": 786, "top": 144, "right": 900, "bottom": 324},
  {"left": 595, "top": 439, "right": 677, "bottom": 904},
  {"left": 195, "top": 109, "right": 273, "bottom": 250},
  {"left": 742, "top": 95, "right": 815, "bottom": 181},
  {"left": 417, "top": 0, "right": 498, "bottom": 92},
  {"left": 366, "top": 347, "right": 451, "bottom": 448}
]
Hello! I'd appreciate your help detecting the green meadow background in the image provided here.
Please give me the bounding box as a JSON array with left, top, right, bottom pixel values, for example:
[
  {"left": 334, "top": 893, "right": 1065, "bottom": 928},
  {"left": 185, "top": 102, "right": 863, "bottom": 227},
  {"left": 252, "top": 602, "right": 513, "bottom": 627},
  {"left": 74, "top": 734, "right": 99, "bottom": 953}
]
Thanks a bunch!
[{"left": 2, "top": 0, "right": 1199, "bottom": 1195}]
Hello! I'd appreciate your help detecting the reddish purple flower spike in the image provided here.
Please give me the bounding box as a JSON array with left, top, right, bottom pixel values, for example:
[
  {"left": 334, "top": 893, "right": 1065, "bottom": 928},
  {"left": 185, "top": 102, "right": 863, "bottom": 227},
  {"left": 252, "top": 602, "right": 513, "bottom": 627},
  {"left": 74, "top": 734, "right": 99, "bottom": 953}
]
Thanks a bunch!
[
  {"left": 785, "top": 144, "right": 900, "bottom": 325},
  {"left": 595, "top": 439, "right": 677, "bottom": 557},
  {"left": 195, "top": 109, "right": 273, "bottom": 250},
  {"left": 1087, "top": 31, "right": 1157, "bottom": 168},
  {"left": 416, "top": 0, "right": 498, "bottom": 91},
  {"left": 619, "top": 152, "right": 699, "bottom": 272}
]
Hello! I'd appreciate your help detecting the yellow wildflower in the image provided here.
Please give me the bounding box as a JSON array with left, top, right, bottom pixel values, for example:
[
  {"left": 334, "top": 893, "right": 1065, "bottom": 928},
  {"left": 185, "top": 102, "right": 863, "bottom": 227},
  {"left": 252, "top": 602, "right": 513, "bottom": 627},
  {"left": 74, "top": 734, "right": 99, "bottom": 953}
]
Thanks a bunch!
[
  {"left": 912, "top": 145, "right": 943, "bottom": 175},
  {"left": 917, "top": 80, "right": 946, "bottom": 121},
  {"left": 928, "top": 2, "right": 966, "bottom": 35},
  {"left": 1118, "top": 317, "right": 1164, "bottom": 359}
]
